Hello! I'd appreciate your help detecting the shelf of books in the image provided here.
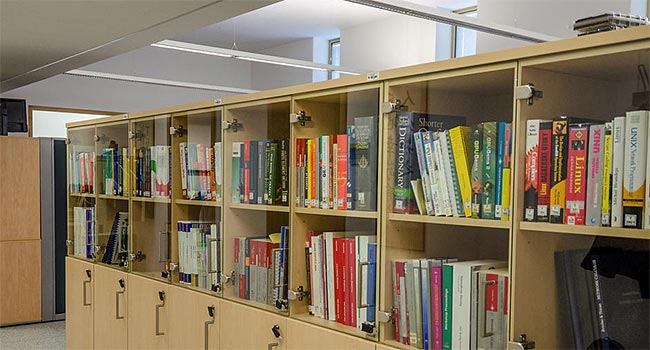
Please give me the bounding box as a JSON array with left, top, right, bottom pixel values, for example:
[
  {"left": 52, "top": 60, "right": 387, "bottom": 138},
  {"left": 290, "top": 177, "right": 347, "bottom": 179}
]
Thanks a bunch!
[
  {"left": 222, "top": 98, "right": 290, "bottom": 313},
  {"left": 129, "top": 114, "right": 173, "bottom": 282},
  {"left": 379, "top": 63, "right": 516, "bottom": 350},
  {"left": 289, "top": 85, "right": 382, "bottom": 340},
  {"left": 171, "top": 108, "right": 223, "bottom": 295},
  {"left": 511, "top": 43, "right": 650, "bottom": 349},
  {"left": 68, "top": 126, "right": 97, "bottom": 260}
]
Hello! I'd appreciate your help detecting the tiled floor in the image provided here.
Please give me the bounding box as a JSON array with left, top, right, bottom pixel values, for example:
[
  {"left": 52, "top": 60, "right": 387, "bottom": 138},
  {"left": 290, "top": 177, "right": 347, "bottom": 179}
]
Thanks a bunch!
[{"left": 0, "top": 321, "right": 65, "bottom": 350}]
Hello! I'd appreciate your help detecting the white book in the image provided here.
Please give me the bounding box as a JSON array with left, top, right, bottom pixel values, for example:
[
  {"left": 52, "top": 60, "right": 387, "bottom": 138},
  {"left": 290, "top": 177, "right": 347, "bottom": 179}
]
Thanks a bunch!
[
  {"left": 423, "top": 132, "right": 442, "bottom": 215},
  {"left": 623, "top": 110, "right": 648, "bottom": 228},
  {"left": 210, "top": 224, "right": 218, "bottom": 287},
  {"left": 398, "top": 263, "right": 408, "bottom": 343},
  {"left": 179, "top": 142, "right": 188, "bottom": 194},
  {"left": 404, "top": 260, "right": 417, "bottom": 345},
  {"left": 586, "top": 124, "right": 605, "bottom": 226},
  {"left": 434, "top": 135, "right": 453, "bottom": 216},
  {"left": 311, "top": 235, "right": 324, "bottom": 318},
  {"left": 611, "top": 116, "right": 625, "bottom": 227},
  {"left": 439, "top": 131, "right": 460, "bottom": 217},
  {"left": 214, "top": 142, "right": 222, "bottom": 201},
  {"left": 356, "top": 235, "right": 376, "bottom": 329},
  {"left": 414, "top": 132, "right": 435, "bottom": 215},
  {"left": 413, "top": 260, "right": 423, "bottom": 347}
]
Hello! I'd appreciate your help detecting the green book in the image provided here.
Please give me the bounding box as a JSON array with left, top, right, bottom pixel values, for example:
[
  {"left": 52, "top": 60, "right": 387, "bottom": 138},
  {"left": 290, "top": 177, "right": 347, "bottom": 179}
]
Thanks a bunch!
[
  {"left": 470, "top": 124, "right": 484, "bottom": 218},
  {"left": 482, "top": 122, "right": 497, "bottom": 219},
  {"left": 442, "top": 264, "right": 453, "bottom": 350}
]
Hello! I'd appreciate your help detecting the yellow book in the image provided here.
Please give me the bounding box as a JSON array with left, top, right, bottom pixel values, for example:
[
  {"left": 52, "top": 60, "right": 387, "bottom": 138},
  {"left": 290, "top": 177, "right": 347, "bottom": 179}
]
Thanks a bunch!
[
  {"left": 501, "top": 168, "right": 511, "bottom": 221},
  {"left": 601, "top": 123, "right": 612, "bottom": 226},
  {"left": 449, "top": 126, "right": 473, "bottom": 217}
]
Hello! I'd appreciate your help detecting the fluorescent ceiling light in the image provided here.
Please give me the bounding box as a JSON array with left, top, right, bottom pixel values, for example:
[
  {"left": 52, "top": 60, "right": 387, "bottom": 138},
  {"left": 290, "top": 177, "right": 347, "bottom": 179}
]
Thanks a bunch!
[
  {"left": 152, "top": 40, "right": 367, "bottom": 75},
  {"left": 64, "top": 69, "right": 259, "bottom": 94},
  {"left": 344, "top": 0, "right": 560, "bottom": 43}
]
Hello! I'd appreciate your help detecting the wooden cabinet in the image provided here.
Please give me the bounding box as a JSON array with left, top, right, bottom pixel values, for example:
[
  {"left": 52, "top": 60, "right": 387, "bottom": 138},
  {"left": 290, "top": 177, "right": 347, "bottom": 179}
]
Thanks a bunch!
[
  {"left": 375, "top": 344, "right": 400, "bottom": 350},
  {"left": 66, "top": 257, "right": 94, "bottom": 350},
  {"left": 285, "top": 318, "right": 375, "bottom": 350},
  {"left": 93, "top": 265, "right": 128, "bottom": 350},
  {"left": 126, "top": 274, "right": 169, "bottom": 349},
  {"left": 219, "top": 300, "right": 286, "bottom": 350},
  {"left": 168, "top": 286, "right": 220, "bottom": 350}
]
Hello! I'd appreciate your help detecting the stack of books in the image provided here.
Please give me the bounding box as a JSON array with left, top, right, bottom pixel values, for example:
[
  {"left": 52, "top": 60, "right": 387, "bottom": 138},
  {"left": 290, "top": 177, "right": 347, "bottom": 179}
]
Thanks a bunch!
[
  {"left": 306, "top": 231, "right": 377, "bottom": 329},
  {"left": 179, "top": 142, "right": 221, "bottom": 201},
  {"left": 392, "top": 259, "right": 507, "bottom": 350},
  {"left": 133, "top": 146, "right": 171, "bottom": 198},
  {"left": 524, "top": 111, "right": 649, "bottom": 229},
  {"left": 102, "top": 212, "right": 128, "bottom": 265},
  {"left": 295, "top": 115, "right": 379, "bottom": 211},
  {"left": 69, "top": 148, "right": 94, "bottom": 193},
  {"left": 101, "top": 147, "right": 128, "bottom": 196},
  {"left": 178, "top": 221, "right": 220, "bottom": 290},
  {"left": 234, "top": 226, "right": 289, "bottom": 308},
  {"left": 231, "top": 140, "right": 288, "bottom": 206},
  {"left": 73, "top": 207, "right": 95, "bottom": 259}
]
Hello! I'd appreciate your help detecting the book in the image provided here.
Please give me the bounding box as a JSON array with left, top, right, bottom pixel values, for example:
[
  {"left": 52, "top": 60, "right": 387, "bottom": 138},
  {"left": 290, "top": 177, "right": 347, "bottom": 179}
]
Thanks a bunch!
[
  {"left": 611, "top": 116, "right": 625, "bottom": 227},
  {"left": 231, "top": 142, "right": 242, "bottom": 204},
  {"left": 471, "top": 124, "right": 483, "bottom": 219},
  {"left": 414, "top": 131, "right": 435, "bottom": 216},
  {"left": 423, "top": 131, "right": 443, "bottom": 215},
  {"left": 393, "top": 112, "right": 466, "bottom": 214},
  {"left": 565, "top": 124, "right": 589, "bottom": 225},
  {"left": 500, "top": 123, "right": 512, "bottom": 221},
  {"left": 537, "top": 121, "right": 553, "bottom": 222},
  {"left": 351, "top": 116, "right": 378, "bottom": 211},
  {"left": 433, "top": 133, "right": 453, "bottom": 216},
  {"left": 482, "top": 122, "right": 498, "bottom": 219},
  {"left": 449, "top": 126, "right": 473, "bottom": 217},
  {"left": 647, "top": 113, "right": 650, "bottom": 229},
  {"left": 622, "top": 110, "right": 648, "bottom": 228},
  {"left": 476, "top": 268, "right": 509, "bottom": 350},
  {"left": 586, "top": 124, "right": 605, "bottom": 226},
  {"left": 524, "top": 120, "right": 541, "bottom": 222},
  {"left": 442, "top": 264, "right": 453, "bottom": 350},
  {"left": 601, "top": 123, "right": 612, "bottom": 226},
  {"left": 440, "top": 131, "right": 462, "bottom": 217}
]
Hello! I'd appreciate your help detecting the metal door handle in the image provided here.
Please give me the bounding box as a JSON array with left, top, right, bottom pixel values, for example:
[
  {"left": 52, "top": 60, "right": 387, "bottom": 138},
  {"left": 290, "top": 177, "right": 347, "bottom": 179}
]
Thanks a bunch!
[
  {"left": 115, "top": 290, "right": 125, "bottom": 319},
  {"left": 204, "top": 305, "right": 215, "bottom": 350},
  {"left": 155, "top": 291, "right": 165, "bottom": 336},
  {"left": 357, "top": 261, "right": 370, "bottom": 308},
  {"left": 82, "top": 271, "right": 91, "bottom": 306},
  {"left": 268, "top": 342, "right": 279, "bottom": 350},
  {"left": 206, "top": 237, "right": 218, "bottom": 274}
]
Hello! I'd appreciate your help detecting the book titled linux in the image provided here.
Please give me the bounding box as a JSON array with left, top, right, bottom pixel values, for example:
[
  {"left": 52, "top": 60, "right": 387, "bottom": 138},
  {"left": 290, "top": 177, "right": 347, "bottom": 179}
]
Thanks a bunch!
[{"left": 393, "top": 111, "right": 466, "bottom": 214}]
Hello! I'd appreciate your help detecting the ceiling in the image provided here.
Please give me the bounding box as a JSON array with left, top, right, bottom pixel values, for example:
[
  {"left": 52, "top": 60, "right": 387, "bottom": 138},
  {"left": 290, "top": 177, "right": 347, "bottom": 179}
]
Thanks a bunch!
[{"left": 0, "top": 0, "right": 280, "bottom": 92}]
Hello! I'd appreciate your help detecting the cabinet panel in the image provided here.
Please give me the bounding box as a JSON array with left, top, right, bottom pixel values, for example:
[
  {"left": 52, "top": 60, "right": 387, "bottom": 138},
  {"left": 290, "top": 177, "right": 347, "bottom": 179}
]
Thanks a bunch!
[
  {"left": 127, "top": 274, "right": 169, "bottom": 349},
  {"left": 286, "top": 318, "right": 375, "bottom": 350},
  {"left": 94, "top": 265, "right": 128, "bottom": 349},
  {"left": 0, "top": 240, "right": 41, "bottom": 325},
  {"left": 219, "top": 300, "right": 286, "bottom": 350},
  {"left": 168, "top": 286, "right": 220, "bottom": 350},
  {"left": 65, "top": 257, "right": 94, "bottom": 350},
  {"left": 376, "top": 344, "right": 400, "bottom": 350}
]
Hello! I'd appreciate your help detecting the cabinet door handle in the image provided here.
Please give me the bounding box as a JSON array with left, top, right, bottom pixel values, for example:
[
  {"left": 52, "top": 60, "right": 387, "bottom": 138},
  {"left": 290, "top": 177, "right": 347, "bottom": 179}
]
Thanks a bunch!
[
  {"left": 115, "top": 290, "right": 125, "bottom": 319},
  {"left": 268, "top": 342, "right": 279, "bottom": 350},
  {"left": 82, "top": 271, "right": 91, "bottom": 306},
  {"left": 206, "top": 237, "right": 218, "bottom": 274},
  {"left": 155, "top": 292, "right": 165, "bottom": 336},
  {"left": 204, "top": 305, "right": 215, "bottom": 350}
]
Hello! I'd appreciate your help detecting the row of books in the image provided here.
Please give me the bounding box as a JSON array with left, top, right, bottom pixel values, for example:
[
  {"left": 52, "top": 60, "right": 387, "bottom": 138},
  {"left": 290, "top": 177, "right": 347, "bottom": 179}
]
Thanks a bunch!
[
  {"left": 234, "top": 227, "right": 289, "bottom": 308},
  {"left": 101, "top": 146, "right": 128, "bottom": 196},
  {"left": 178, "top": 221, "right": 220, "bottom": 290},
  {"left": 295, "top": 115, "right": 379, "bottom": 212},
  {"left": 307, "top": 231, "right": 377, "bottom": 329},
  {"left": 133, "top": 146, "right": 171, "bottom": 198},
  {"left": 524, "top": 111, "right": 649, "bottom": 228},
  {"left": 408, "top": 120, "right": 513, "bottom": 220},
  {"left": 70, "top": 148, "right": 95, "bottom": 193},
  {"left": 392, "top": 259, "right": 508, "bottom": 350},
  {"left": 179, "top": 142, "right": 222, "bottom": 201},
  {"left": 73, "top": 207, "right": 95, "bottom": 259},
  {"left": 231, "top": 140, "right": 289, "bottom": 206},
  {"left": 102, "top": 212, "right": 128, "bottom": 265}
]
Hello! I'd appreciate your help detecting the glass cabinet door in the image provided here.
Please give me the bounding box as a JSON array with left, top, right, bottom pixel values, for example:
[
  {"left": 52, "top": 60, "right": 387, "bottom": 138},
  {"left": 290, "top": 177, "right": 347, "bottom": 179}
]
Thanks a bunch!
[
  {"left": 130, "top": 115, "right": 172, "bottom": 281},
  {"left": 222, "top": 98, "right": 291, "bottom": 314},
  {"left": 68, "top": 126, "right": 97, "bottom": 260},
  {"left": 290, "top": 85, "right": 381, "bottom": 340},
  {"left": 94, "top": 121, "right": 130, "bottom": 269},
  {"left": 381, "top": 65, "right": 516, "bottom": 348},
  {"left": 171, "top": 107, "right": 223, "bottom": 295}
]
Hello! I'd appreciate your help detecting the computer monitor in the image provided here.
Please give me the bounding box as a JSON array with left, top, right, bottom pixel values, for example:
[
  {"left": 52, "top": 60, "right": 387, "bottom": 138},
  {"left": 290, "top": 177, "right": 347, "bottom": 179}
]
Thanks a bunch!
[{"left": 1, "top": 98, "right": 28, "bottom": 135}]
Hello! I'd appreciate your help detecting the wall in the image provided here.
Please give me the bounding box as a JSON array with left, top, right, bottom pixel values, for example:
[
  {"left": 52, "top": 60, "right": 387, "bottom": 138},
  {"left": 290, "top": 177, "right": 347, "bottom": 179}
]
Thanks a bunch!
[
  {"left": 31, "top": 111, "right": 111, "bottom": 138},
  {"left": 250, "top": 38, "right": 317, "bottom": 91}
]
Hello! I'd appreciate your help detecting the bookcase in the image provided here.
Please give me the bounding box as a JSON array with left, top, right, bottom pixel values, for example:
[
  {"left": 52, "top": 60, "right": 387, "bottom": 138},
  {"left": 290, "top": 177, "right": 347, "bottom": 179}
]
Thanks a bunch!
[{"left": 65, "top": 27, "right": 650, "bottom": 350}]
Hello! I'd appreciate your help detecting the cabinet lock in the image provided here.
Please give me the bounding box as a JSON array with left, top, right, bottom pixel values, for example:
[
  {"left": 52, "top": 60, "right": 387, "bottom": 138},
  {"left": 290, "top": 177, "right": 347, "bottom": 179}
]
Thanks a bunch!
[
  {"left": 128, "top": 251, "right": 146, "bottom": 262},
  {"left": 271, "top": 324, "right": 281, "bottom": 339},
  {"left": 128, "top": 131, "right": 144, "bottom": 139},
  {"left": 222, "top": 119, "right": 243, "bottom": 132},
  {"left": 515, "top": 83, "right": 543, "bottom": 105},
  {"left": 381, "top": 99, "right": 407, "bottom": 114},
  {"left": 221, "top": 271, "right": 235, "bottom": 285},
  {"left": 287, "top": 286, "right": 309, "bottom": 301},
  {"left": 508, "top": 334, "right": 536, "bottom": 350},
  {"left": 377, "top": 309, "right": 394, "bottom": 323},
  {"left": 118, "top": 278, "right": 125, "bottom": 289},
  {"left": 361, "top": 322, "right": 376, "bottom": 335},
  {"left": 66, "top": 239, "right": 73, "bottom": 247},
  {"left": 169, "top": 125, "right": 186, "bottom": 137},
  {"left": 289, "top": 111, "right": 311, "bottom": 126}
]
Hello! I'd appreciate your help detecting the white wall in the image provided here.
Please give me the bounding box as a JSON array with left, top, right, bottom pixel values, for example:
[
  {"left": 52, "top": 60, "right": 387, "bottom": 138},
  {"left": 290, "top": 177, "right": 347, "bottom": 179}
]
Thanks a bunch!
[
  {"left": 32, "top": 111, "right": 110, "bottom": 138},
  {"left": 340, "top": 15, "right": 438, "bottom": 72},
  {"left": 312, "top": 37, "right": 330, "bottom": 83},
  {"left": 250, "top": 38, "right": 317, "bottom": 91}
]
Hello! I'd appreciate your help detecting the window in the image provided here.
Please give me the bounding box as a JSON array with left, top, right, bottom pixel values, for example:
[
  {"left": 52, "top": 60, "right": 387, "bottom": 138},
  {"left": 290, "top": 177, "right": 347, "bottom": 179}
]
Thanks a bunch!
[
  {"left": 328, "top": 38, "right": 341, "bottom": 80},
  {"left": 452, "top": 6, "right": 478, "bottom": 58}
]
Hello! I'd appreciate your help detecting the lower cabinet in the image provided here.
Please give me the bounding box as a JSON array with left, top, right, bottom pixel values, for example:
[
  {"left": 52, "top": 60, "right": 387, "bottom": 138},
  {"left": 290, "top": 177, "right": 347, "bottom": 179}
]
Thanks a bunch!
[
  {"left": 375, "top": 345, "right": 400, "bottom": 350},
  {"left": 65, "top": 257, "right": 94, "bottom": 350},
  {"left": 168, "top": 286, "right": 220, "bottom": 350},
  {"left": 126, "top": 274, "right": 170, "bottom": 349},
  {"left": 93, "top": 265, "right": 128, "bottom": 350},
  {"left": 285, "top": 319, "right": 375, "bottom": 350},
  {"left": 219, "top": 300, "right": 286, "bottom": 350}
]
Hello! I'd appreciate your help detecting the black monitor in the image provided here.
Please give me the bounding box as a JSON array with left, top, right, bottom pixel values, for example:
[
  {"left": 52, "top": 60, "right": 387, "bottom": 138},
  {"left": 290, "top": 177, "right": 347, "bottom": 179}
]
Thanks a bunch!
[{"left": 1, "top": 98, "right": 28, "bottom": 135}]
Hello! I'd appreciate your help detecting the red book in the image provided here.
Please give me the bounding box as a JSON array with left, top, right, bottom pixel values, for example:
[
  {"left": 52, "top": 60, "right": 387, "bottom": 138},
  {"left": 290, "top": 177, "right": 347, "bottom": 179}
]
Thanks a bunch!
[
  {"left": 347, "top": 238, "right": 357, "bottom": 328},
  {"left": 321, "top": 234, "right": 328, "bottom": 319},
  {"left": 337, "top": 134, "right": 348, "bottom": 210},
  {"left": 395, "top": 261, "right": 408, "bottom": 344},
  {"left": 431, "top": 263, "right": 443, "bottom": 350},
  {"left": 565, "top": 125, "right": 589, "bottom": 225},
  {"left": 329, "top": 135, "right": 335, "bottom": 209},
  {"left": 89, "top": 152, "right": 95, "bottom": 192},
  {"left": 341, "top": 238, "right": 349, "bottom": 325},
  {"left": 333, "top": 237, "right": 344, "bottom": 324},
  {"left": 209, "top": 147, "right": 216, "bottom": 201},
  {"left": 310, "top": 139, "right": 317, "bottom": 208},
  {"left": 243, "top": 141, "right": 251, "bottom": 204},
  {"left": 537, "top": 122, "right": 553, "bottom": 221}
]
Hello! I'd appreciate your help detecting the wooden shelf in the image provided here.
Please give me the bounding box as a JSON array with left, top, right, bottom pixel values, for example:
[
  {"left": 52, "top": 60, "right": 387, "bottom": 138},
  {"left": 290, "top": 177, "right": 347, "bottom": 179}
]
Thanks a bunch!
[
  {"left": 519, "top": 222, "right": 650, "bottom": 240},
  {"left": 175, "top": 282, "right": 221, "bottom": 298},
  {"left": 174, "top": 199, "right": 220, "bottom": 207},
  {"left": 291, "top": 313, "right": 377, "bottom": 341},
  {"left": 131, "top": 271, "right": 171, "bottom": 284},
  {"left": 380, "top": 339, "right": 420, "bottom": 350},
  {"left": 97, "top": 194, "right": 129, "bottom": 201},
  {"left": 132, "top": 197, "right": 171, "bottom": 204},
  {"left": 229, "top": 203, "right": 289, "bottom": 213},
  {"left": 389, "top": 213, "right": 511, "bottom": 229},
  {"left": 70, "top": 192, "right": 96, "bottom": 198},
  {"left": 294, "top": 207, "right": 378, "bottom": 219},
  {"left": 226, "top": 295, "right": 288, "bottom": 315}
]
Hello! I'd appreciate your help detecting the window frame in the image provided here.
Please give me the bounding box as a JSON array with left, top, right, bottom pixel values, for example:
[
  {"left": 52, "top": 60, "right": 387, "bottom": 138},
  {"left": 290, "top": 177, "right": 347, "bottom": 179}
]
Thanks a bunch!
[
  {"left": 328, "top": 37, "right": 341, "bottom": 80},
  {"left": 451, "top": 5, "right": 478, "bottom": 59}
]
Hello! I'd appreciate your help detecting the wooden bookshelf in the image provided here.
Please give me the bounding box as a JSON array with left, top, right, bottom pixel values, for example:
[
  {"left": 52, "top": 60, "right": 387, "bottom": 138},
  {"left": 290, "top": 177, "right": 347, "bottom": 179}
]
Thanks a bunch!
[
  {"left": 389, "top": 213, "right": 511, "bottom": 229},
  {"left": 228, "top": 203, "right": 289, "bottom": 213},
  {"left": 294, "top": 207, "right": 378, "bottom": 219},
  {"left": 520, "top": 222, "right": 650, "bottom": 240},
  {"left": 131, "top": 197, "right": 171, "bottom": 204},
  {"left": 174, "top": 198, "right": 220, "bottom": 207},
  {"left": 97, "top": 194, "right": 129, "bottom": 200},
  {"left": 70, "top": 192, "right": 97, "bottom": 198},
  {"left": 292, "top": 313, "right": 376, "bottom": 341}
]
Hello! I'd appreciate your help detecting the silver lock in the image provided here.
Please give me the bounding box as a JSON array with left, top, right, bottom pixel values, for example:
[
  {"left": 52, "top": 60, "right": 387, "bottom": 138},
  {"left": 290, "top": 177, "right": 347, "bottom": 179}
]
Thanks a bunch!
[{"left": 287, "top": 286, "right": 309, "bottom": 301}]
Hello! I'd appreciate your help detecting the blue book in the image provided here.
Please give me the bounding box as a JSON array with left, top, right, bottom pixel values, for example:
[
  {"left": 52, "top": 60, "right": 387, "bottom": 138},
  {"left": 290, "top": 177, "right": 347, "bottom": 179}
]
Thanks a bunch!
[
  {"left": 495, "top": 122, "right": 507, "bottom": 219},
  {"left": 250, "top": 140, "right": 258, "bottom": 204},
  {"left": 367, "top": 242, "right": 377, "bottom": 323}
]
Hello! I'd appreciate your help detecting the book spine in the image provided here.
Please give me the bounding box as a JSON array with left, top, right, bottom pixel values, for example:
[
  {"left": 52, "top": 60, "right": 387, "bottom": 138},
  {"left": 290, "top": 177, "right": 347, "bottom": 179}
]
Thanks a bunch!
[
  {"left": 449, "top": 126, "right": 473, "bottom": 217},
  {"left": 367, "top": 243, "right": 377, "bottom": 324},
  {"left": 434, "top": 134, "right": 452, "bottom": 216},
  {"left": 321, "top": 136, "right": 329, "bottom": 209},
  {"left": 348, "top": 238, "right": 357, "bottom": 328},
  {"left": 471, "top": 124, "right": 484, "bottom": 218},
  {"left": 215, "top": 142, "right": 222, "bottom": 201},
  {"left": 271, "top": 141, "right": 280, "bottom": 205},
  {"left": 601, "top": 123, "right": 612, "bottom": 226},
  {"left": 502, "top": 123, "right": 512, "bottom": 222},
  {"left": 565, "top": 125, "right": 589, "bottom": 225},
  {"left": 231, "top": 143, "right": 241, "bottom": 203},
  {"left": 423, "top": 131, "right": 442, "bottom": 215},
  {"left": 413, "top": 260, "right": 423, "bottom": 348},
  {"left": 258, "top": 141, "right": 265, "bottom": 204},
  {"left": 353, "top": 116, "right": 378, "bottom": 211},
  {"left": 336, "top": 135, "right": 347, "bottom": 210},
  {"left": 441, "top": 265, "right": 453, "bottom": 350},
  {"left": 482, "top": 122, "right": 497, "bottom": 219},
  {"left": 249, "top": 141, "right": 257, "bottom": 204},
  {"left": 347, "top": 125, "right": 356, "bottom": 210},
  {"left": 405, "top": 261, "right": 416, "bottom": 345},
  {"left": 414, "top": 132, "right": 434, "bottom": 216},
  {"left": 280, "top": 139, "right": 289, "bottom": 206},
  {"left": 441, "top": 131, "right": 461, "bottom": 217},
  {"left": 611, "top": 116, "right": 625, "bottom": 227},
  {"left": 524, "top": 120, "right": 541, "bottom": 222},
  {"left": 622, "top": 110, "right": 648, "bottom": 228},
  {"left": 586, "top": 124, "right": 605, "bottom": 226},
  {"left": 393, "top": 112, "right": 417, "bottom": 214},
  {"left": 550, "top": 119, "right": 568, "bottom": 223},
  {"left": 495, "top": 122, "right": 506, "bottom": 220},
  {"left": 537, "top": 122, "right": 553, "bottom": 222},
  {"left": 431, "top": 264, "right": 443, "bottom": 350}
]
